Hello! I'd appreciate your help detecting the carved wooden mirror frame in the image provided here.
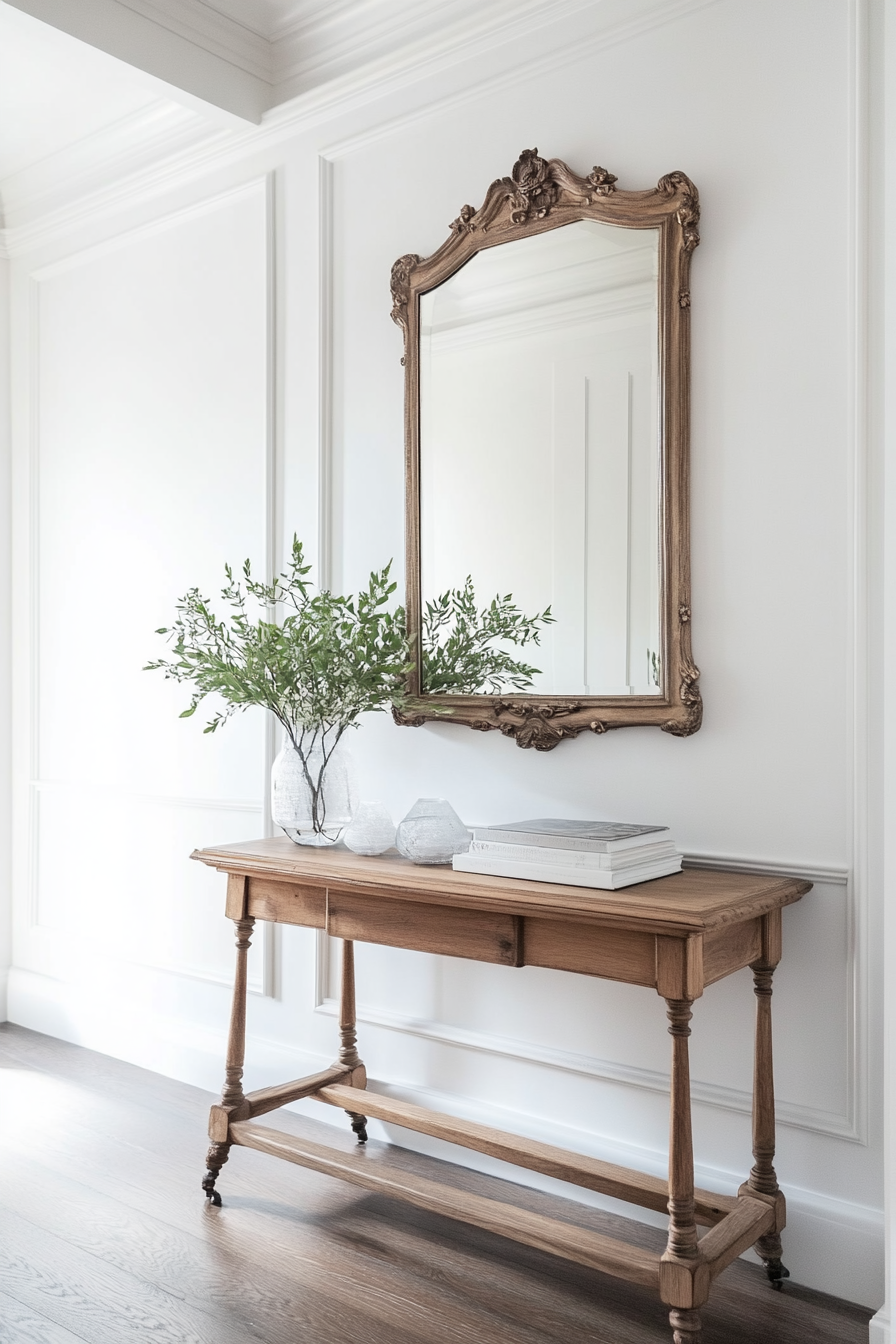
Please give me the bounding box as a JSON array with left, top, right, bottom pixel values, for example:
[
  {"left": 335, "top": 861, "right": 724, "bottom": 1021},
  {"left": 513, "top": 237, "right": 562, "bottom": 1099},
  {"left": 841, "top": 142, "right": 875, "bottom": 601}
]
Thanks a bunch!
[{"left": 391, "top": 149, "right": 701, "bottom": 750}]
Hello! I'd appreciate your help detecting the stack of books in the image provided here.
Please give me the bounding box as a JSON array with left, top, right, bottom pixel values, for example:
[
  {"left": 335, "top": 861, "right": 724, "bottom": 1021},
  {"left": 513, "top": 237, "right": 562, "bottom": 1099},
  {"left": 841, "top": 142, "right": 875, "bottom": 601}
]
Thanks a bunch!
[{"left": 452, "top": 818, "right": 681, "bottom": 890}]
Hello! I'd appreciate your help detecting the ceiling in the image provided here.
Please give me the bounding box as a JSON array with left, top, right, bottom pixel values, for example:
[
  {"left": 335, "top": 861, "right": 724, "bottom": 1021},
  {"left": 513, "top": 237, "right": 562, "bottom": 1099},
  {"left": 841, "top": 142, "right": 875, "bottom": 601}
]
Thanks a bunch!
[
  {"left": 0, "top": 0, "right": 565, "bottom": 125},
  {"left": 0, "top": 0, "right": 627, "bottom": 237},
  {"left": 0, "top": 0, "right": 515, "bottom": 233},
  {"left": 0, "top": 0, "right": 518, "bottom": 124},
  {"left": 0, "top": 4, "right": 175, "bottom": 183},
  {"left": 0, "top": 0, "right": 425, "bottom": 215}
]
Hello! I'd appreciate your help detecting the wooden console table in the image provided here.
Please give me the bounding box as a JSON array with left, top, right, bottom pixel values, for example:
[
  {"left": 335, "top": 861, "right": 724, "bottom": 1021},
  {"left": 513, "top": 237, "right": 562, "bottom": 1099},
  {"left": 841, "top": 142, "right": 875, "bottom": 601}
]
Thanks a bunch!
[{"left": 192, "top": 838, "right": 809, "bottom": 1344}]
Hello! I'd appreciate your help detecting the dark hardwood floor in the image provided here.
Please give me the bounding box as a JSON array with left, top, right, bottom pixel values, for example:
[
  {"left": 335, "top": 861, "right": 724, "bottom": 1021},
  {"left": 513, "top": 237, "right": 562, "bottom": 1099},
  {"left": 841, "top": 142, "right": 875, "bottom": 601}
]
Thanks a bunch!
[{"left": 0, "top": 1023, "right": 872, "bottom": 1344}]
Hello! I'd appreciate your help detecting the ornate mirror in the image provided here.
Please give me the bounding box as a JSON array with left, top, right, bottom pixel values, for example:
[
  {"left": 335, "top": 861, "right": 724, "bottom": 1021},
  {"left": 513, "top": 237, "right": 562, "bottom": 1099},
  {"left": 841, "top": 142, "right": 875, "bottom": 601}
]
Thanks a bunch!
[{"left": 391, "top": 149, "right": 701, "bottom": 749}]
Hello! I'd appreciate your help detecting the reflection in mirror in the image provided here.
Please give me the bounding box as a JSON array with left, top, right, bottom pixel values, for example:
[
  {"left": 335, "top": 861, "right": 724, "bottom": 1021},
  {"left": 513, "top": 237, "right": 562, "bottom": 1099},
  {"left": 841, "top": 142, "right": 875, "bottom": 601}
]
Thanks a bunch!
[{"left": 419, "top": 220, "right": 661, "bottom": 697}]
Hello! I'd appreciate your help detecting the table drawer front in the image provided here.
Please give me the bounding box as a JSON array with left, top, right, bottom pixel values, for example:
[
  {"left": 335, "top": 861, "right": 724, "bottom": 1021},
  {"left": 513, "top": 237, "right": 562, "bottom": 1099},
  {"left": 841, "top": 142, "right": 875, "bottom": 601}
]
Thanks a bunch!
[
  {"left": 328, "top": 892, "right": 521, "bottom": 965},
  {"left": 247, "top": 878, "right": 326, "bottom": 927},
  {"left": 523, "top": 919, "right": 657, "bottom": 986}
]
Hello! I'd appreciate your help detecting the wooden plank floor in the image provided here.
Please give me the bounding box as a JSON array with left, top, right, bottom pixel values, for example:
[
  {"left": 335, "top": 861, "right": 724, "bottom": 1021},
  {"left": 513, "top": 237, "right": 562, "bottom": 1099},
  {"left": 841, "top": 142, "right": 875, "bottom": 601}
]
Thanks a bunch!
[{"left": 0, "top": 1024, "right": 872, "bottom": 1344}]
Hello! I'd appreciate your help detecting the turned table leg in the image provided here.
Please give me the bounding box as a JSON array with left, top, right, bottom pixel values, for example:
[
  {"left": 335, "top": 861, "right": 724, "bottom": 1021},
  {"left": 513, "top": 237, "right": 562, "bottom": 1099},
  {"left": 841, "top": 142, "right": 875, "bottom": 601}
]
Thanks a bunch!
[
  {"left": 660, "top": 999, "right": 708, "bottom": 1344},
  {"left": 669, "top": 1309, "right": 702, "bottom": 1343},
  {"left": 740, "top": 917, "right": 790, "bottom": 1290},
  {"left": 337, "top": 939, "right": 368, "bottom": 1142},
  {"left": 204, "top": 915, "right": 255, "bottom": 1205}
]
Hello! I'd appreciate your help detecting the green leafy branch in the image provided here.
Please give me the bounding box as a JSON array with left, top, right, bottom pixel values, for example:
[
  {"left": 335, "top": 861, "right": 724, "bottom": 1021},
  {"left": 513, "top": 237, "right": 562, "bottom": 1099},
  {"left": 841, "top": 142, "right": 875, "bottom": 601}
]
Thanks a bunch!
[
  {"left": 420, "top": 577, "right": 554, "bottom": 695},
  {"left": 146, "top": 542, "right": 555, "bottom": 743},
  {"left": 144, "top": 538, "right": 413, "bottom": 741}
]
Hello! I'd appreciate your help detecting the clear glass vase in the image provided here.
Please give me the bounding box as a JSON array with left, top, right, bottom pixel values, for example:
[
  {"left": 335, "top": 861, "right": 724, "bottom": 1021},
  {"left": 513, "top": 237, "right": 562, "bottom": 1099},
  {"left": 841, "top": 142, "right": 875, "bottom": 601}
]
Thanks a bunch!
[
  {"left": 395, "top": 798, "right": 471, "bottom": 865},
  {"left": 343, "top": 801, "right": 396, "bottom": 856},
  {"left": 271, "top": 729, "right": 358, "bottom": 846}
]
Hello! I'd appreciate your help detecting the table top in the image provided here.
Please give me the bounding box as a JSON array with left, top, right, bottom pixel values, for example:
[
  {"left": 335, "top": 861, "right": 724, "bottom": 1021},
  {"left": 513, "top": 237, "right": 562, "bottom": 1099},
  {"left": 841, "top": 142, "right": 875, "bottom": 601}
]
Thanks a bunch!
[{"left": 193, "top": 838, "right": 810, "bottom": 937}]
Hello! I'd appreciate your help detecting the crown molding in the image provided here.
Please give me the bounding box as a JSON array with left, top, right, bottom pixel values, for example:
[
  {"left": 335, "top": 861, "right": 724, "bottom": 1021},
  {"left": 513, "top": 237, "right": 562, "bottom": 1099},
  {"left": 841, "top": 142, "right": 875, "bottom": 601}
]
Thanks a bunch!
[
  {"left": 271, "top": 0, "right": 534, "bottom": 91},
  {"left": 4, "top": 0, "right": 723, "bottom": 133},
  {"left": 115, "top": 0, "right": 274, "bottom": 80},
  {"left": 270, "top": 0, "right": 714, "bottom": 102},
  {"left": 2, "top": 0, "right": 273, "bottom": 122},
  {"left": 0, "top": 0, "right": 721, "bottom": 254}
]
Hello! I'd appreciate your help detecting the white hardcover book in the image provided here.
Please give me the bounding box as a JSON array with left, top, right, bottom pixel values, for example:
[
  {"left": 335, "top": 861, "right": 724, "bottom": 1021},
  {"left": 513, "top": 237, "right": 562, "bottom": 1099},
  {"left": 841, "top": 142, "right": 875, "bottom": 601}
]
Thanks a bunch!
[
  {"left": 452, "top": 853, "right": 683, "bottom": 890},
  {"left": 470, "top": 819, "right": 672, "bottom": 854},
  {"left": 467, "top": 839, "right": 680, "bottom": 871}
]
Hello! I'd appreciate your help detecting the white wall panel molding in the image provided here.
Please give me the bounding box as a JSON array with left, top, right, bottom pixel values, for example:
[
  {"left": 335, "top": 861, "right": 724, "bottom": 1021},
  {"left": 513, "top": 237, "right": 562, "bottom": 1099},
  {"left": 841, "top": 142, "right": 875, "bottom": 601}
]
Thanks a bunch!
[
  {"left": 262, "top": 167, "right": 280, "bottom": 857},
  {"left": 31, "top": 780, "right": 264, "bottom": 813},
  {"left": 845, "top": 0, "right": 873, "bottom": 1157},
  {"left": 868, "top": 0, "right": 893, "bottom": 1331},
  {"left": 317, "top": 154, "right": 334, "bottom": 587},
  {"left": 1, "top": 0, "right": 719, "bottom": 256},
  {"left": 683, "top": 854, "right": 850, "bottom": 886},
  {"left": 315, "top": 993, "right": 860, "bottom": 1142},
  {"left": 27, "top": 174, "right": 271, "bottom": 281},
  {"left": 24, "top": 787, "right": 270, "bottom": 991},
  {"left": 23, "top": 278, "right": 41, "bottom": 935}
]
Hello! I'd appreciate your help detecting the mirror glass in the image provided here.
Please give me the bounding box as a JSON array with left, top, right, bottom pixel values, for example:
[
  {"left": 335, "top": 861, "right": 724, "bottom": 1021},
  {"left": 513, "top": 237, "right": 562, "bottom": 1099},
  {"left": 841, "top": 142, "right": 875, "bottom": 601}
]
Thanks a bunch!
[{"left": 419, "top": 219, "right": 662, "bottom": 696}]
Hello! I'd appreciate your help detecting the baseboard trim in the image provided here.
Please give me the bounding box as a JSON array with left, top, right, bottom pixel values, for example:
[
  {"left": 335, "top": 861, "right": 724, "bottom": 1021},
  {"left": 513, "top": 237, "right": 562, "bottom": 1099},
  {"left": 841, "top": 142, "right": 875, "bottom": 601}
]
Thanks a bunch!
[{"left": 870, "top": 1311, "right": 891, "bottom": 1343}]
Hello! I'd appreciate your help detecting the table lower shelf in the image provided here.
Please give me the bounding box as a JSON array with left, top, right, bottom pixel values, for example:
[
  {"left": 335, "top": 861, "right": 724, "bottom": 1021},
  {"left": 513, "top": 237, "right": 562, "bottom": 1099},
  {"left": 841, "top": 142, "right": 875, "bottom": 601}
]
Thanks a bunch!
[
  {"left": 231, "top": 1117, "right": 662, "bottom": 1287},
  {"left": 220, "top": 1074, "right": 776, "bottom": 1302},
  {"left": 314, "top": 1081, "right": 735, "bottom": 1225}
]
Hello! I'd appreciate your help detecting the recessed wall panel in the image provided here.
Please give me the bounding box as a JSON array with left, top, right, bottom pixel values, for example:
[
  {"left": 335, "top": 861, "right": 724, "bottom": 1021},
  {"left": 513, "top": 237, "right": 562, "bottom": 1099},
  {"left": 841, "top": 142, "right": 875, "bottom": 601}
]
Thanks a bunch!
[
  {"left": 32, "top": 184, "right": 270, "bottom": 955},
  {"left": 36, "top": 185, "right": 268, "bottom": 801}
]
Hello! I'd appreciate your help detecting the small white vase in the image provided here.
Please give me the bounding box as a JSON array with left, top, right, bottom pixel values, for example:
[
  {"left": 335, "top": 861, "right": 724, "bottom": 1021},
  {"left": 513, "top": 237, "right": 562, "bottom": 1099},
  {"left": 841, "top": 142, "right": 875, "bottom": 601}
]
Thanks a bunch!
[
  {"left": 271, "top": 730, "right": 357, "bottom": 846},
  {"left": 343, "top": 801, "right": 396, "bottom": 856}
]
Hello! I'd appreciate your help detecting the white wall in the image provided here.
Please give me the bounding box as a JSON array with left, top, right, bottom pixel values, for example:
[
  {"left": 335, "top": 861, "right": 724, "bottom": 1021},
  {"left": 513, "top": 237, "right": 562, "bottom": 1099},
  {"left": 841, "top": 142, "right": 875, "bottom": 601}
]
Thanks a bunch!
[
  {"left": 2, "top": 0, "right": 887, "bottom": 1317},
  {"left": 0, "top": 251, "right": 11, "bottom": 1021}
]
